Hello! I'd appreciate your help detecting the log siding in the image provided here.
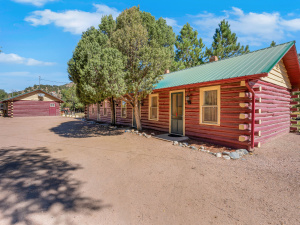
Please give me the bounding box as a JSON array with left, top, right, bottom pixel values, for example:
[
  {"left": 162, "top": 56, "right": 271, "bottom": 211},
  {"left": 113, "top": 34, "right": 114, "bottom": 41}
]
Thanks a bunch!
[{"left": 249, "top": 80, "right": 291, "bottom": 145}]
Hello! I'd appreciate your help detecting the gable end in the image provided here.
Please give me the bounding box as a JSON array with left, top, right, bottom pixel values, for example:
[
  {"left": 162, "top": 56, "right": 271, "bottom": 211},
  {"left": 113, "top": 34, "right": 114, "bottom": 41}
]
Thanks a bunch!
[{"left": 261, "top": 59, "right": 291, "bottom": 89}]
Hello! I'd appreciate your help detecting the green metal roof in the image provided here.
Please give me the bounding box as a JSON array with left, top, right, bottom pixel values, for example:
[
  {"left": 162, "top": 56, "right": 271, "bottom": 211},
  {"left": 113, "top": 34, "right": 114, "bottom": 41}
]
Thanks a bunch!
[{"left": 155, "top": 41, "right": 295, "bottom": 90}]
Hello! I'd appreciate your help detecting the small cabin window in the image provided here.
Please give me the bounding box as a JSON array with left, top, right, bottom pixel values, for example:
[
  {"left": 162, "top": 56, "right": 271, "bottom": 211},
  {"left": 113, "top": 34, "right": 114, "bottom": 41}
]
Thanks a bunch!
[
  {"left": 200, "top": 86, "right": 220, "bottom": 125},
  {"left": 121, "top": 101, "right": 127, "bottom": 118},
  {"left": 149, "top": 94, "right": 158, "bottom": 120},
  {"left": 92, "top": 107, "right": 94, "bottom": 114},
  {"left": 50, "top": 103, "right": 55, "bottom": 107},
  {"left": 103, "top": 101, "right": 108, "bottom": 116}
]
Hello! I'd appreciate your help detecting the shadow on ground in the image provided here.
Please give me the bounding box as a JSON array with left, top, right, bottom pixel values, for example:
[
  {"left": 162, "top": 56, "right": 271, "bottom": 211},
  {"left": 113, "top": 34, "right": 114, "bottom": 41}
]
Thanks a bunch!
[
  {"left": 0, "top": 147, "right": 110, "bottom": 225},
  {"left": 50, "top": 120, "right": 123, "bottom": 138}
]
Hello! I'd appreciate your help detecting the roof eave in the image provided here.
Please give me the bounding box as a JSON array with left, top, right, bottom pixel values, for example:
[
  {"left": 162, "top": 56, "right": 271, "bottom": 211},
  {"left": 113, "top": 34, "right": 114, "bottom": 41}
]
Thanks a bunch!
[{"left": 154, "top": 73, "right": 268, "bottom": 92}]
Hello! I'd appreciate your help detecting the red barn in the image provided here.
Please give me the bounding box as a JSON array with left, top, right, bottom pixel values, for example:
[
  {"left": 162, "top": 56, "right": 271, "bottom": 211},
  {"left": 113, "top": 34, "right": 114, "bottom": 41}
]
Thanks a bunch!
[
  {"left": 87, "top": 41, "right": 300, "bottom": 150},
  {"left": 0, "top": 89, "right": 64, "bottom": 117}
]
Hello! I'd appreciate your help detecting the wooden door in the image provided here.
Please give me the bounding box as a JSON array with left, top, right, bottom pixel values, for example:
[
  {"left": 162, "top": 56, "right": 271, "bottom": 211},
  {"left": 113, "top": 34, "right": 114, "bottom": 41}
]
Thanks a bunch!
[
  {"left": 171, "top": 92, "right": 184, "bottom": 135},
  {"left": 49, "top": 103, "right": 56, "bottom": 116}
]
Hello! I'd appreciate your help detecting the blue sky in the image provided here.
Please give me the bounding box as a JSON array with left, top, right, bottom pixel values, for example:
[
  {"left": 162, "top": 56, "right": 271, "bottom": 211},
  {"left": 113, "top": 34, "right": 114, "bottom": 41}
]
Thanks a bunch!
[{"left": 1, "top": 0, "right": 300, "bottom": 93}]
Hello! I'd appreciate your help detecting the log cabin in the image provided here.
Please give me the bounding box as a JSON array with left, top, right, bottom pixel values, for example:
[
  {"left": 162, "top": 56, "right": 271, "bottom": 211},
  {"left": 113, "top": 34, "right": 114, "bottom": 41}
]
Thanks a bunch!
[
  {"left": 0, "top": 89, "right": 63, "bottom": 117},
  {"left": 87, "top": 41, "right": 300, "bottom": 150}
]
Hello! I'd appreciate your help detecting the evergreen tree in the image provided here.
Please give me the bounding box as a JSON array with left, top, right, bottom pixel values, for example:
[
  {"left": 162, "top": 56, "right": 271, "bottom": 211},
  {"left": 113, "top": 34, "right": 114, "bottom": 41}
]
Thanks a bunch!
[
  {"left": 68, "top": 6, "right": 175, "bottom": 129},
  {"left": 110, "top": 6, "right": 175, "bottom": 130},
  {"left": 206, "top": 19, "right": 249, "bottom": 60},
  {"left": 99, "top": 15, "right": 116, "bottom": 38},
  {"left": 0, "top": 89, "right": 7, "bottom": 100},
  {"left": 61, "top": 85, "right": 84, "bottom": 111},
  {"left": 173, "top": 23, "right": 205, "bottom": 71},
  {"left": 270, "top": 41, "right": 276, "bottom": 47}
]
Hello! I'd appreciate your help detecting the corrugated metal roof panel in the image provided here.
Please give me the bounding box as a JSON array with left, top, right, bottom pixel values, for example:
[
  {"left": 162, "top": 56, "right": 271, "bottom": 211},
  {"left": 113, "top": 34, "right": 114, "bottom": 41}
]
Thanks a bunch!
[{"left": 155, "top": 41, "right": 294, "bottom": 90}]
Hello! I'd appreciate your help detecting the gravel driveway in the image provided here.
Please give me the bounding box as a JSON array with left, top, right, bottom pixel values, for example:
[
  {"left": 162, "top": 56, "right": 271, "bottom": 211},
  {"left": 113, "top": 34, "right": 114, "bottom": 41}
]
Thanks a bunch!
[{"left": 0, "top": 117, "right": 299, "bottom": 225}]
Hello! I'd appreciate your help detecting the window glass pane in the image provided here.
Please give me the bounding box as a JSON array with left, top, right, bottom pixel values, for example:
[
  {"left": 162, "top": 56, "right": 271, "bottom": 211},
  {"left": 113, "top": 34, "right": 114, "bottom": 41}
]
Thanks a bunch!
[
  {"left": 172, "top": 94, "right": 177, "bottom": 116},
  {"left": 177, "top": 93, "right": 183, "bottom": 107},
  {"left": 150, "top": 107, "right": 157, "bottom": 119},
  {"left": 122, "top": 108, "right": 126, "bottom": 117},
  {"left": 151, "top": 96, "right": 157, "bottom": 107},
  {"left": 204, "top": 90, "right": 217, "bottom": 105},
  {"left": 203, "top": 107, "right": 217, "bottom": 123},
  {"left": 122, "top": 101, "right": 126, "bottom": 108}
]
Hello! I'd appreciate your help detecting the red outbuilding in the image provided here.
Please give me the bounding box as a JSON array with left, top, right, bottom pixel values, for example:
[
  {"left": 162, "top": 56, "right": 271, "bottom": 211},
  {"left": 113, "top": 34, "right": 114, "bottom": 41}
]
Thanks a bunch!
[{"left": 0, "top": 89, "right": 64, "bottom": 117}]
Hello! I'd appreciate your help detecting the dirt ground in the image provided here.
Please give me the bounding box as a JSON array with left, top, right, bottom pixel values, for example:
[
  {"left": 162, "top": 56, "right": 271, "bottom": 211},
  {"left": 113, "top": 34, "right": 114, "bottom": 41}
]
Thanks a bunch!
[{"left": 0, "top": 117, "right": 299, "bottom": 225}]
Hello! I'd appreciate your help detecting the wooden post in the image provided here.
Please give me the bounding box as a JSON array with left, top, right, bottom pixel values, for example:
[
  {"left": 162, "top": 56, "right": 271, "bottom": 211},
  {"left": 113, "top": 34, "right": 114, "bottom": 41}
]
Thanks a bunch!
[
  {"left": 10, "top": 102, "right": 13, "bottom": 118},
  {"left": 290, "top": 89, "right": 299, "bottom": 132}
]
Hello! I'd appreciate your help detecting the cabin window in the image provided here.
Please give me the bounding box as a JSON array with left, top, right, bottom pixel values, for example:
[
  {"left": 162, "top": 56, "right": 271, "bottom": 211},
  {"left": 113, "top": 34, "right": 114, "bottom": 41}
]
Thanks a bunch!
[
  {"left": 103, "top": 101, "right": 108, "bottom": 116},
  {"left": 50, "top": 103, "right": 55, "bottom": 107},
  {"left": 92, "top": 107, "right": 94, "bottom": 114},
  {"left": 149, "top": 94, "right": 159, "bottom": 120},
  {"left": 199, "top": 85, "right": 220, "bottom": 125},
  {"left": 121, "top": 101, "right": 127, "bottom": 118}
]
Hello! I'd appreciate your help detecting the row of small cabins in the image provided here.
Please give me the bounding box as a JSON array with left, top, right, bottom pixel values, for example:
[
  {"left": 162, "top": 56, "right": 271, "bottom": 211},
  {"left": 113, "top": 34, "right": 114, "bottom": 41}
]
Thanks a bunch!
[
  {"left": 86, "top": 41, "right": 300, "bottom": 150},
  {"left": 1, "top": 42, "right": 299, "bottom": 150}
]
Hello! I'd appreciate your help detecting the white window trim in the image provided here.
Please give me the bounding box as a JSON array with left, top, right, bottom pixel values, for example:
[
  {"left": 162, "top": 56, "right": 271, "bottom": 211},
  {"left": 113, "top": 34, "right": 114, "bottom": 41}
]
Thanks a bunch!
[
  {"left": 199, "top": 85, "right": 220, "bottom": 126},
  {"left": 121, "top": 101, "right": 127, "bottom": 118},
  {"left": 148, "top": 93, "right": 159, "bottom": 121}
]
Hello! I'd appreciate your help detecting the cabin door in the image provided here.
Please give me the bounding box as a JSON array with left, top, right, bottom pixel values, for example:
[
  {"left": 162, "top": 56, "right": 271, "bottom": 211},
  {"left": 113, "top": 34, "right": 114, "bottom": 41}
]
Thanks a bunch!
[
  {"left": 49, "top": 103, "right": 56, "bottom": 116},
  {"left": 171, "top": 92, "right": 184, "bottom": 135}
]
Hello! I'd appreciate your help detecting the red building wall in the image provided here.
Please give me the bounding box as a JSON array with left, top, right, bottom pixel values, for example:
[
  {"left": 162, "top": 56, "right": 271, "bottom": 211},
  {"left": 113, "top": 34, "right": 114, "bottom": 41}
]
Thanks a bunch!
[
  {"left": 88, "top": 80, "right": 292, "bottom": 150},
  {"left": 13, "top": 100, "right": 60, "bottom": 117},
  {"left": 250, "top": 80, "right": 291, "bottom": 144}
]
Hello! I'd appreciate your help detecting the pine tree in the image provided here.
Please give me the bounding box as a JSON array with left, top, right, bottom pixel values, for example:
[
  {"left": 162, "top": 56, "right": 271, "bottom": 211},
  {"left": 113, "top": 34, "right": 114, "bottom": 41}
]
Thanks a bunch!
[
  {"left": 206, "top": 19, "right": 249, "bottom": 60},
  {"left": 270, "top": 41, "right": 276, "bottom": 47},
  {"left": 173, "top": 23, "right": 205, "bottom": 71}
]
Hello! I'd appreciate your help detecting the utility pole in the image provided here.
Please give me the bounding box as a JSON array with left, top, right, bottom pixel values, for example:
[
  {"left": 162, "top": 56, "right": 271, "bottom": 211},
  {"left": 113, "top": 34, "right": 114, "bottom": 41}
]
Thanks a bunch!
[
  {"left": 39, "top": 76, "right": 41, "bottom": 89},
  {"left": 11, "top": 89, "right": 15, "bottom": 97}
]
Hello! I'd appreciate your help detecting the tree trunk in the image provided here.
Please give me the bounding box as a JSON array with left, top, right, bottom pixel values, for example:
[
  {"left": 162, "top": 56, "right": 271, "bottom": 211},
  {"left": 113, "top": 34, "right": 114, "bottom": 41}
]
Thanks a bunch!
[
  {"left": 110, "top": 97, "right": 116, "bottom": 125},
  {"left": 134, "top": 98, "right": 142, "bottom": 131}
]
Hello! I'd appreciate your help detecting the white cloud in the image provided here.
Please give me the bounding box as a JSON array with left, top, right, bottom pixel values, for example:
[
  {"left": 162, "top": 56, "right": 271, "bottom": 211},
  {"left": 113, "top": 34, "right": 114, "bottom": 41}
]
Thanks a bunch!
[
  {"left": 12, "top": 0, "right": 57, "bottom": 7},
  {"left": 25, "top": 4, "right": 120, "bottom": 34},
  {"left": 0, "top": 53, "right": 55, "bottom": 66},
  {"left": 192, "top": 7, "right": 300, "bottom": 46},
  {"left": 164, "top": 17, "right": 180, "bottom": 28}
]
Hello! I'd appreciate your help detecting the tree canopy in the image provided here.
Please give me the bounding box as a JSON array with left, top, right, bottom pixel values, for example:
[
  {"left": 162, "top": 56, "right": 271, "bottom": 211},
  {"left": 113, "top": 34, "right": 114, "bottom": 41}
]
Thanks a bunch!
[
  {"left": 270, "top": 41, "right": 276, "bottom": 47},
  {"left": 0, "top": 89, "right": 7, "bottom": 100},
  {"left": 205, "top": 19, "right": 249, "bottom": 60},
  {"left": 61, "top": 85, "right": 84, "bottom": 111},
  {"left": 173, "top": 23, "right": 205, "bottom": 71},
  {"left": 68, "top": 6, "right": 175, "bottom": 129}
]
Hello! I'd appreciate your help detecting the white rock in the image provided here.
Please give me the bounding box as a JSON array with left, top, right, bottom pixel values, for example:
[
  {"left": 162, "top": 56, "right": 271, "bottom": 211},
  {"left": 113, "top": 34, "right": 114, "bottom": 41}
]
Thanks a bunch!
[
  {"left": 223, "top": 155, "right": 230, "bottom": 160},
  {"left": 216, "top": 153, "right": 222, "bottom": 158}
]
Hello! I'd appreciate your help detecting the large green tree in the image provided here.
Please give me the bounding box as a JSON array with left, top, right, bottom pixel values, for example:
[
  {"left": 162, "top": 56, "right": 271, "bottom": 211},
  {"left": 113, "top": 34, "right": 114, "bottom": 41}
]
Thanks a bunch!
[
  {"left": 173, "top": 23, "right": 205, "bottom": 71},
  {"left": 68, "top": 27, "right": 109, "bottom": 104},
  {"left": 205, "top": 19, "right": 249, "bottom": 60},
  {"left": 110, "top": 6, "right": 175, "bottom": 130},
  {"left": 68, "top": 6, "right": 175, "bottom": 129},
  {"left": 68, "top": 20, "right": 126, "bottom": 125}
]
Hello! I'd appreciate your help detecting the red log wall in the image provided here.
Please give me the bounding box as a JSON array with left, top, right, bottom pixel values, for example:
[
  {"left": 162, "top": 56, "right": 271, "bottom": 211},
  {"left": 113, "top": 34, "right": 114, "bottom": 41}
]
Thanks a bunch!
[
  {"left": 250, "top": 80, "right": 291, "bottom": 144},
  {"left": 88, "top": 80, "right": 293, "bottom": 149},
  {"left": 12, "top": 100, "right": 60, "bottom": 117}
]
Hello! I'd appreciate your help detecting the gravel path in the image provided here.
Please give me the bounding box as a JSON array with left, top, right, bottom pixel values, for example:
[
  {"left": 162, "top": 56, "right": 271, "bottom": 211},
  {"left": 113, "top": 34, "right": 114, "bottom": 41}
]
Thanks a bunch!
[{"left": 0, "top": 117, "right": 299, "bottom": 225}]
